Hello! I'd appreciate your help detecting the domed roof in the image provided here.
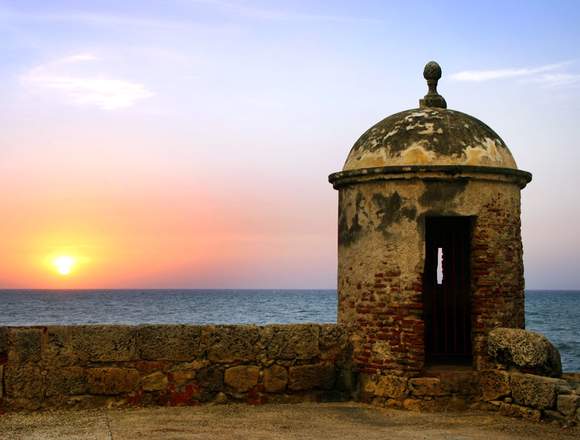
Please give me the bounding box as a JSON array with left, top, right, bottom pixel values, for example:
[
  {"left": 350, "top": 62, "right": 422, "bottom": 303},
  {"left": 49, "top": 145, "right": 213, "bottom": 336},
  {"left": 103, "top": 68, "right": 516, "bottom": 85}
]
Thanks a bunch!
[{"left": 343, "top": 62, "right": 518, "bottom": 171}]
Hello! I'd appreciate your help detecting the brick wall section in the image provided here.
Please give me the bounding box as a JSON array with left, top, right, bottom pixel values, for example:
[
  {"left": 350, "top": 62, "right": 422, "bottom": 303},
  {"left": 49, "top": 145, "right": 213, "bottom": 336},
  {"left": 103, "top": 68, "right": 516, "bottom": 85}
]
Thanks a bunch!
[
  {"left": 471, "top": 192, "right": 525, "bottom": 370},
  {"left": 0, "top": 324, "right": 352, "bottom": 411},
  {"left": 347, "top": 273, "right": 425, "bottom": 377}
]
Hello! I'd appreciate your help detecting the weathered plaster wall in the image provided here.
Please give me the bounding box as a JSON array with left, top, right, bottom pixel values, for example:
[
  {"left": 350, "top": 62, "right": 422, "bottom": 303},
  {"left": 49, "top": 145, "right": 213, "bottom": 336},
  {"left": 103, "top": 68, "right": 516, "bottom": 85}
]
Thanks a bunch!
[
  {"left": 335, "top": 172, "right": 525, "bottom": 377},
  {"left": 0, "top": 324, "right": 352, "bottom": 411}
]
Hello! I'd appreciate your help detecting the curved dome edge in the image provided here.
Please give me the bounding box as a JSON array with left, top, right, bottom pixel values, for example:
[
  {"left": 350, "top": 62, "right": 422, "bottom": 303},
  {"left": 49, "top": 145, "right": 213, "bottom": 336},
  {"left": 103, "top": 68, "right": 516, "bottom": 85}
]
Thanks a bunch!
[{"left": 343, "top": 108, "right": 518, "bottom": 171}]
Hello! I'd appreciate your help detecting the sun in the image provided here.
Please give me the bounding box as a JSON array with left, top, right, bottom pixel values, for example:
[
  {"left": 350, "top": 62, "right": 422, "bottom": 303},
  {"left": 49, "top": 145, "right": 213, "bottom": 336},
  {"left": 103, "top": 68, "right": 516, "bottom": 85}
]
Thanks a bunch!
[{"left": 52, "top": 256, "right": 77, "bottom": 276}]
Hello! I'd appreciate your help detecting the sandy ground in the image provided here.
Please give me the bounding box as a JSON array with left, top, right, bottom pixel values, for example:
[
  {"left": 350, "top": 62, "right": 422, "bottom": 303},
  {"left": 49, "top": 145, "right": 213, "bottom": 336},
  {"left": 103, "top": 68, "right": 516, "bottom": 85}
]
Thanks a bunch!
[{"left": 0, "top": 402, "right": 578, "bottom": 440}]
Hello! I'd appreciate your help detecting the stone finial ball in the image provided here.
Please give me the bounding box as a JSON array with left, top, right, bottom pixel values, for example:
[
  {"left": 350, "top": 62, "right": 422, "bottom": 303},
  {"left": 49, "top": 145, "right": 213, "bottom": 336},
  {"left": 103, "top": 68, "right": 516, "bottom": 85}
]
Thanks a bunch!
[{"left": 423, "top": 61, "right": 442, "bottom": 80}]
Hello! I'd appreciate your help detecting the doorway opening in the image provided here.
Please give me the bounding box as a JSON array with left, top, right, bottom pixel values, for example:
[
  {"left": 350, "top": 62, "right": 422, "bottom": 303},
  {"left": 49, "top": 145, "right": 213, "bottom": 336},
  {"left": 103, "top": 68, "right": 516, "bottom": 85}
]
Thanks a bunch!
[{"left": 423, "top": 216, "right": 473, "bottom": 365}]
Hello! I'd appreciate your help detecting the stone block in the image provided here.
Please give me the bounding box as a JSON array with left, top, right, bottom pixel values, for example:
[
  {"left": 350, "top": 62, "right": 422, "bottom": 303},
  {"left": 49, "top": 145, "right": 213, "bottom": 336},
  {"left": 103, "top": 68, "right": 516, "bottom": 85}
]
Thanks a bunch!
[
  {"left": 43, "top": 327, "right": 79, "bottom": 367},
  {"left": 370, "top": 374, "right": 408, "bottom": 399},
  {"left": 142, "top": 372, "right": 168, "bottom": 392},
  {"left": 264, "top": 365, "right": 288, "bottom": 393},
  {"left": 318, "top": 325, "right": 349, "bottom": 360},
  {"left": 87, "top": 367, "right": 140, "bottom": 395},
  {"left": 136, "top": 325, "right": 202, "bottom": 361},
  {"left": 436, "top": 370, "right": 478, "bottom": 396},
  {"left": 70, "top": 326, "right": 137, "bottom": 362},
  {"left": 409, "top": 377, "right": 443, "bottom": 397},
  {"left": 8, "top": 328, "right": 42, "bottom": 363},
  {"left": 170, "top": 369, "right": 196, "bottom": 387},
  {"left": 262, "top": 325, "right": 320, "bottom": 361},
  {"left": 0, "top": 364, "right": 3, "bottom": 397},
  {"left": 196, "top": 366, "right": 224, "bottom": 392},
  {"left": 225, "top": 365, "right": 260, "bottom": 392},
  {"left": 498, "top": 402, "right": 541, "bottom": 421},
  {"left": 4, "top": 363, "right": 44, "bottom": 399},
  {"left": 543, "top": 409, "right": 566, "bottom": 422},
  {"left": 557, "top": 394, "right": 579, "bottom": 417},
  {"left": 205, "top": 326, "right": 260, "bottom": 363},
  {"left": 402, "top": 398, "right": 422, "bottom": 411},
  {"left": 46, "top": 366, "right": 87, "bottom": 396},
  {"left": 288, "top": 363, "right": 335, "bottom": 391},
  {"left": 510, "top": 373, "right": 566, "bottom": 409},
  {"left": 479, "top": 370, "right": 511, "bottom": 401},
  {"left": 488, "top": 328, "right": 562, "bottom": 377}
]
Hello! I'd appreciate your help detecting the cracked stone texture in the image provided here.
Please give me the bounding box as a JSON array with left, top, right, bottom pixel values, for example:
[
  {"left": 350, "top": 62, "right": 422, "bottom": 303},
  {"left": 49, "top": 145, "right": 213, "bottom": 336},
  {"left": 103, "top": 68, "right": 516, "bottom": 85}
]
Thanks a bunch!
[{"left": 488, "top": 328, "right": 562, "bottom": 377}]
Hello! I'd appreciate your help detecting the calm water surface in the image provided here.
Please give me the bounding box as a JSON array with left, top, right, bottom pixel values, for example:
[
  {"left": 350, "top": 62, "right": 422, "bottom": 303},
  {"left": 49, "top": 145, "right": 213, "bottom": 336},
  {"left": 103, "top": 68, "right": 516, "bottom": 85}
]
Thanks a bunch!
[{"left": 0, "top": 289, "right": 578, "bottom": 371}]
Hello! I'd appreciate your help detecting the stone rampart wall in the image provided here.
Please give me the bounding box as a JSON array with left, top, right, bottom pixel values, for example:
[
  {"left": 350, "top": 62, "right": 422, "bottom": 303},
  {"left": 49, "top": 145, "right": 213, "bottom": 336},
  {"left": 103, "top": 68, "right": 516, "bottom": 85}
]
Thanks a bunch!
[
  {"left": 0, "top": 324, "right": 352, "bottom": 411},
  {"left": 358, "top": 369, "right": 580, "bottom": 424}
]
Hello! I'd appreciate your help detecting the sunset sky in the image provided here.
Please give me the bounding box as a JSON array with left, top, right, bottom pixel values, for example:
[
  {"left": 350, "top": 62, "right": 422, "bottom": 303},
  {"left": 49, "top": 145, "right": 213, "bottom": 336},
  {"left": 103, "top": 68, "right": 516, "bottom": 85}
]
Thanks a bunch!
[{"left": 0, "top": 1, "right": 579, "bottom": 289}]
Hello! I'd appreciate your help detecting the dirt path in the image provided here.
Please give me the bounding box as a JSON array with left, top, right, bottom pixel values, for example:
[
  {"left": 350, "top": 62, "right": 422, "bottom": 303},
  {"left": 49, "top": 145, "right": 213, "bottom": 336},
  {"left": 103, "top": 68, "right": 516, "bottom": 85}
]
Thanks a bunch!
[{"left": 0, "top": 402, "right": 577, "bottom": 440}]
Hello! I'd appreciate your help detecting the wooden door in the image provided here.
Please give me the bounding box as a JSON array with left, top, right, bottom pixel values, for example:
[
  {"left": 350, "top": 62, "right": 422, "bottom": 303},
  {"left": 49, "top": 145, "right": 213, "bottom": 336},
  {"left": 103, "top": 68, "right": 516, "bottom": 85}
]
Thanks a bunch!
[{"left": 423, "top": 217, "right": 472, "bottom": 364}]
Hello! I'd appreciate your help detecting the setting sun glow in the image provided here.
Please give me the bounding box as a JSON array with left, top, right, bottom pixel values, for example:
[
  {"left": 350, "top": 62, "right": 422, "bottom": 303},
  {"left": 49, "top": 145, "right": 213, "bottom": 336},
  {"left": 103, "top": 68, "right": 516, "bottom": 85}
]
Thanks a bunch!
[{"left": 53, "top": 256, "right": 76, "bottom": 276}]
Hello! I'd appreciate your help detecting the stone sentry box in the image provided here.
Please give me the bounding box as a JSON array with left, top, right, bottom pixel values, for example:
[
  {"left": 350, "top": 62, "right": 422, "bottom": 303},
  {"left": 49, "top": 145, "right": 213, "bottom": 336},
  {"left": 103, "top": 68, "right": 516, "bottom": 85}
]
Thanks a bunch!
[{"left": 328, "top": 61, "right": 532, "bottom": 379}]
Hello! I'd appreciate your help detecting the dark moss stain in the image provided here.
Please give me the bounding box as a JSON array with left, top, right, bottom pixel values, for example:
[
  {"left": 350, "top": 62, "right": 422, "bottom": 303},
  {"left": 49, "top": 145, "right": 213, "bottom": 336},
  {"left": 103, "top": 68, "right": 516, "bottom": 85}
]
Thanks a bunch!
[
  {"left": 372, "top": 192, "right": 417, "bottom": 239},
  {"left": 419, "top": 180, "right": 468, "bottom": 207},
  {"left": 348, "top": 108, "right": 508, "bottom": 161},
  {"left": 338, "top": 192, "right": 364, "bottom": 246}
]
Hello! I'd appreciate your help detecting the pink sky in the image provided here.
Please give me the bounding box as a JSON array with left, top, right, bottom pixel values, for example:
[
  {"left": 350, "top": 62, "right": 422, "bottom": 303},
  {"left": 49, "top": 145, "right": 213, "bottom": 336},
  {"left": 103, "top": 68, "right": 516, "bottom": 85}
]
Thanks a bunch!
[{"left": 1, "top": 1, "right": 579, "bottom": 289}]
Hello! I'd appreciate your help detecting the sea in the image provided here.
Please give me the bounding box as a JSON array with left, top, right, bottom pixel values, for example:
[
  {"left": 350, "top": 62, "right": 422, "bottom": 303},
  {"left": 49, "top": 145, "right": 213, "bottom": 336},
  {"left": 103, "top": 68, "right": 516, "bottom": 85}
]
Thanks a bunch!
[{"left": 0, "top": 289, "right": 578, "bottom": 371}]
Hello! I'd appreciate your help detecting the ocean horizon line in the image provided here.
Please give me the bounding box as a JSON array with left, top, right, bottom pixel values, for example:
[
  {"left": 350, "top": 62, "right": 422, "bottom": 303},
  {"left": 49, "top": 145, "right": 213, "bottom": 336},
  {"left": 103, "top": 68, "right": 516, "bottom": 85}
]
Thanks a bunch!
[{"left": 1, "top": 288, "right": 579, "bottom": 292}]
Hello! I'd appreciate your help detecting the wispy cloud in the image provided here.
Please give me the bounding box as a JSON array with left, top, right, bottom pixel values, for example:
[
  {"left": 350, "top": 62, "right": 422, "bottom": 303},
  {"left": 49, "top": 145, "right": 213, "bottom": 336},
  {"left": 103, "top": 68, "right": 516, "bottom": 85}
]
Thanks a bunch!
[
  {"left": 450, "top": 62, "right": 580, "bottom": 88},
  {"left": 20, "top": 54, "right": 154, "bottom": 110}
]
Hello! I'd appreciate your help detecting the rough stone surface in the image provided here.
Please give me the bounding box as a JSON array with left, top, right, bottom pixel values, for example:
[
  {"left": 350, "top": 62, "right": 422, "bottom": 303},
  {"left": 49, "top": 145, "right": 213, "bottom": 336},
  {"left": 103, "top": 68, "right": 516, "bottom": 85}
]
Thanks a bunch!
[
  {"left": 402, "top": 398, "right": 422, "bottom": 411},
  {"left": 488, "top": 328, "right": 562, "bottom": 377},
  {"left": 170, "top": 368, "right": 196, "bottom": 387},
  {"left": 363, "top": 374, "right": 408, "bottom": 399},
  {"left": 479, "top": 370, "right": 511, "bottom": 401},
  {"left": 510, "top": 373, "right": 562, "bottom": 410},
  {"left": 87, "top": 368, "right": 140, "bottom": 395},
  {"left": 8, "top": 328, "right": 42, "bottom": 363},
  {"left": 205, "top": 326, "right": 260, "bottom": 363},
  {"left": 4, "top": 363, "right": 44, "bottom": 400},
  {"left": 224, "top": 366, "right": 260, "bottom": 392},
  {"left": 557, "top": 394, "right": 579, "bottom": 417},
  {"left": 141, "top": 372, "right": 168, "bottom": 392},
  {"left": 409, "top": 377, "right": 443, "bottom": 397},
  {"left": 498, "top": 402, "right": 542, "bottom": 422},
  {"left": 434, "top": 370, "right": 479, "bottom": 396},
  {"left": 70, "top": 326, "right": 137, "bottom": 363},
  {"left": 46, "top": 367, "right": 87, "bottom": 397},
  {"left": 262, "top": 325, "right": 320, "bottom": 360},
  {"left": 137, "top": 325, "right": 202, "bottom": 361},
  {"left": 0, "top": 324, "right": 349, "bottom": 411},
  {"left": 264, "top": 365, "right": 288, "bottom": 393},
  {"left": 288, "top": 364, "right": 335, "bottom": 391}
]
